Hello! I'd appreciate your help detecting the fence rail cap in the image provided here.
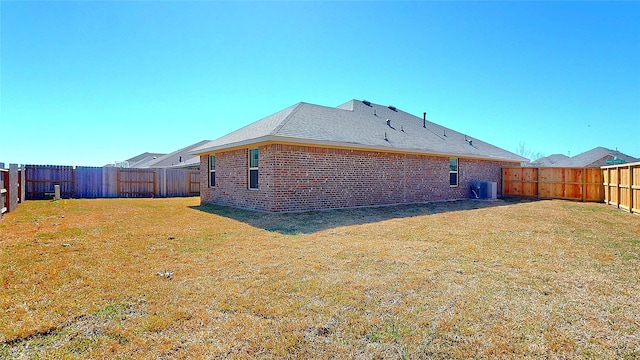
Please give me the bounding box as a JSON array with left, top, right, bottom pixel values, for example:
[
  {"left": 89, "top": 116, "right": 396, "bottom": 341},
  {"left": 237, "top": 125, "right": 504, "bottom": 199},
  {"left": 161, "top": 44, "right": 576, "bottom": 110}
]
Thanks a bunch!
[{"left": 601, "top": 161, "right": 640, "bottom": 169}]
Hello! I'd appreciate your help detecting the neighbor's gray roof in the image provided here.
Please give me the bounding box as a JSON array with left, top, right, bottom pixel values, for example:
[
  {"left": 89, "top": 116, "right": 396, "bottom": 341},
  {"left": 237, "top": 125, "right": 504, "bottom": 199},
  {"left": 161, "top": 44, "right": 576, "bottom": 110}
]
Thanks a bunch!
[
  {"left": 549, "top": 147, "right": 639, "bottom": 168},
  {"left": 531, "top": 154, "right": 570, "bottom": 167},
  {"left": 130, "top": 140, "right": 209, "bottom": 168},
  {"left": 126, "top": 152, "right": 166, "bottom": 165},
  {"left": 192, "top": 100, "right": 526, "bottom": 162}
]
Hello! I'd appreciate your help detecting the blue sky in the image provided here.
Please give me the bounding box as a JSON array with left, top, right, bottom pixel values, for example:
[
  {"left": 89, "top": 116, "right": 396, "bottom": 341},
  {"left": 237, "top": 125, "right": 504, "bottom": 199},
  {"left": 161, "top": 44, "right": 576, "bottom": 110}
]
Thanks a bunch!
[{"left": 1, "top": 1, "right": 638, "bottom": 166}]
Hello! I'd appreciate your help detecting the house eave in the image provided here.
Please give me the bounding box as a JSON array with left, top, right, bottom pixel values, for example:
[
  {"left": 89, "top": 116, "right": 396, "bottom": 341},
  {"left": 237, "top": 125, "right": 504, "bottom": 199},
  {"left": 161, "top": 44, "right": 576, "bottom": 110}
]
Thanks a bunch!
[{"left": 192, "top": 136, "right": 524, "bottom": 163}]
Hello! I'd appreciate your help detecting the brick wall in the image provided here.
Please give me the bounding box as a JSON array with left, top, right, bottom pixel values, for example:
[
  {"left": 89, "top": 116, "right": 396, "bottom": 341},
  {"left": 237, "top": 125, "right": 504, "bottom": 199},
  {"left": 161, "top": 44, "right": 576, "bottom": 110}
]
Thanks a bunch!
[
  {"left": 200, "top": 147, "right": 276, "bottom": 211},
  {"left": 200, "top": 144, "right": 514, "bottom": 212}
]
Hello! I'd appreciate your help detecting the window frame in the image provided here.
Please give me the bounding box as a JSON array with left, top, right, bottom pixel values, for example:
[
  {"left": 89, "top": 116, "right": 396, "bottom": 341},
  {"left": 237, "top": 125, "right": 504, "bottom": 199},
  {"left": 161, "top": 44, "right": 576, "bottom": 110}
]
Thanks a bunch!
[
  {"left": 449, "top": 157, "right": 459, "bottom": 187},
  {"left": 208, "top": 155, "right": 216, "bottom": 188},
  {"left": 248, "top": 148, "right": 259, "bottom": 189}
]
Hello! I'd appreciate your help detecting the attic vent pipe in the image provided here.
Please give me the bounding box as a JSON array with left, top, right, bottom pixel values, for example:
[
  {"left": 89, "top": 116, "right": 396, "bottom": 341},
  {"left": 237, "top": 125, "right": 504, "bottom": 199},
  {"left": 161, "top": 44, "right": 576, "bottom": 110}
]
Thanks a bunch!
[{"left": 423, "top": 112, "right": 426, "bottom": 128}]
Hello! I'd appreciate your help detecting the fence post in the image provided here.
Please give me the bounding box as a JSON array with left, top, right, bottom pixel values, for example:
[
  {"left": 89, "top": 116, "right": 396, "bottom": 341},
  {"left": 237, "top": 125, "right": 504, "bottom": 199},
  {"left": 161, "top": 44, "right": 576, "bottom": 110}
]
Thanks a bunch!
[
  {"left": 19, "top": 166, "right": 26, "bottom": 203},
  {"left": 617, "top": 166, "right": 622, "bottom": 210},
  {"left": 628, "top": 164, "right": 633, "bottom": 213},
  {"left": 162, "top": 169, "right": 167, "bottom": 197},
  {"left": 8, "top": 164, "right": 19, "bottom": 212},
  {"left": 581, "top": 168, "right": 585, "bottom": 202}
]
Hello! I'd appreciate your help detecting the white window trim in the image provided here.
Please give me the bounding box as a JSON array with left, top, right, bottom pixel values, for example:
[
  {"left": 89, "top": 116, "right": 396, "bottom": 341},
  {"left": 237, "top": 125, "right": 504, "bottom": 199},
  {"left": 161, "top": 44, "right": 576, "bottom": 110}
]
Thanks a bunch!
[
  {"left": 248, "top": 149, "right": 258, "bottom": 190},
  {"left": 450, "top": 158, "right": 459, "bottom": 187},
  {"left": 209, "top": 155, "right": 216, "bottom": 188}
]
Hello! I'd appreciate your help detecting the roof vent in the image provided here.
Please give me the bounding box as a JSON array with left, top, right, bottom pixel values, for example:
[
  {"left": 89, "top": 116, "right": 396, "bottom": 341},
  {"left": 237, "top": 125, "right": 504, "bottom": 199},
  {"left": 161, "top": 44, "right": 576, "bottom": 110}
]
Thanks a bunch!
[
  {"left": 388, "top": 105, "right": 397, "bottom": 111},
  {"left": 362, "top": 100, "right": 371, "bottom": 106}
]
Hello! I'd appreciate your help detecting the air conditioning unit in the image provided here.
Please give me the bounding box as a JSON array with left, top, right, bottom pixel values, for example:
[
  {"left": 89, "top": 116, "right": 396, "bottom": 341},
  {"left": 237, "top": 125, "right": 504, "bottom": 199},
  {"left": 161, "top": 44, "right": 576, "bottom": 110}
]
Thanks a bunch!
[{"left": 478, "top": 182, "right": 497, "bottom": 200}]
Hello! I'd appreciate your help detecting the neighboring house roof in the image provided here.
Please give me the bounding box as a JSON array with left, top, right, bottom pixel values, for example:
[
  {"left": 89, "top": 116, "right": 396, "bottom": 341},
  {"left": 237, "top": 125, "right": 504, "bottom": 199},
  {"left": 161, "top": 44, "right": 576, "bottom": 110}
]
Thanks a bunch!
[
  {"left": 103, "top": 152, "right": 166, "bottom": 167},
  {"left": 127, "top": 152, "right": 166, "bottom": 164},
  {"left": 531, "top": 154, "right": 570, "bottom": 167},
  {"left": 127, "top": 155, "right": 164, "bottom": 168},
  {"left": 192, "top": 99, "right": 526, "bottom": 163},
  {"left": 549, "top": 147, "right": 639, "bottom": 168},
  {"left": 130, "top": 140, "right": 210, "bottom": 168}
]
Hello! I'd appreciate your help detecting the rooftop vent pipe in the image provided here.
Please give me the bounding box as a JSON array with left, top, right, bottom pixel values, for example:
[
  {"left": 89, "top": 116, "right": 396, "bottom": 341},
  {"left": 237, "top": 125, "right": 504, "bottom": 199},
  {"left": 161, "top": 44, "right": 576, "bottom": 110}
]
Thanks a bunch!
[
  {"left": 386, "top": 119, "right": 395, "bottom": 130},
  {"left": 362, "top": 100, "right": 371, "bottom": 106},
  {"left": 423, "top": 112, "right": 426, "bottom": 128},
  {"left": 388, "top": 105, "right": 397, "bottom": 111}
]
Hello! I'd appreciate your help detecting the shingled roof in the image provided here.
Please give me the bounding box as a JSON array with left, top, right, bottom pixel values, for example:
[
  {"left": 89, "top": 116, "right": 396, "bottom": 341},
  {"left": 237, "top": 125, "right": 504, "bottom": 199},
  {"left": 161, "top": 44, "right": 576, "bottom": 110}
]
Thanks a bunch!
[
  {"left": 547, "top": 147, "right": 639, "bottom": 168},
  {"left": 531, "top": 154, "right": 570, "bottom": 167},
  {"left": 192, "top": 99, "right": 526, "bottom": 163},
  {"left": 127, "top": 140, "right": 210, "bottom": 169}
]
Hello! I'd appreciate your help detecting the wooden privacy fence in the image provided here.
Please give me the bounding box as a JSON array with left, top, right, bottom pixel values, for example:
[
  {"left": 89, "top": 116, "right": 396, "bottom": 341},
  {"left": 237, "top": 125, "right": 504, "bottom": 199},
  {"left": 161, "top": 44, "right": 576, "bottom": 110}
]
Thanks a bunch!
[
  {"left": 602, "top": 162, "right": 640, "bottom": 214},
  {"left": 0, "top": 164, "right": 26, "bottom": 219},
  {"left": 22, "top": 165, "right": 200, "bottom": 200},
  {"left": 502, "top": 167, "right": 604, "bottom": 202}
]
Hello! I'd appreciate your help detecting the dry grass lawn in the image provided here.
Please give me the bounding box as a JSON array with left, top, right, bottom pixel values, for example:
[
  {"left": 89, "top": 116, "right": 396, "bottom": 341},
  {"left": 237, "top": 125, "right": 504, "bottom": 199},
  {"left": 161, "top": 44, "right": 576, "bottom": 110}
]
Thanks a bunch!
[{"left": 1, "top": 197, "right": 639, "bottom": 359}]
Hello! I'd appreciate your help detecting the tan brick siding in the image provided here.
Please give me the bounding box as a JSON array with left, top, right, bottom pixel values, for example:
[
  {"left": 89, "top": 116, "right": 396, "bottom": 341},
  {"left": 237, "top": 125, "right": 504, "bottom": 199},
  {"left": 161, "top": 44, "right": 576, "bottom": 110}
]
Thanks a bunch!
[{"left": 200, "top": 144, "right": 514, "bottom": 212}]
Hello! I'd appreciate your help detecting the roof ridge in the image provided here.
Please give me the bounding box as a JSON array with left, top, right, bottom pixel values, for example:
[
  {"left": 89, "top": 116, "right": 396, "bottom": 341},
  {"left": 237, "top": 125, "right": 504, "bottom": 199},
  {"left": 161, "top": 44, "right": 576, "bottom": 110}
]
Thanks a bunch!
[{"left": 271, "top": 102, "right": 306, "bottom": 136}]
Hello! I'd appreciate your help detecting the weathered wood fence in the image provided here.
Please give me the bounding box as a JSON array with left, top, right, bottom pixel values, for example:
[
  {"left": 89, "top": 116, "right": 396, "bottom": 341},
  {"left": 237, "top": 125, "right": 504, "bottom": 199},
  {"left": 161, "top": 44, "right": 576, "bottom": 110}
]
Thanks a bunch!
[
  {"left": 1, "top": 168, "right": 7, "bottom": 218},
  {"left": 602, "top": 162, "right": 640, "bottom": 214},
  {"left": 0, "top": 164, "right": 26, "bottom": 219},
  {"left": 23, "top": 165, "right": 200, "bottom": 200},
  {"left": 502, "top": 167, "right": 604, "bottom": 202}
]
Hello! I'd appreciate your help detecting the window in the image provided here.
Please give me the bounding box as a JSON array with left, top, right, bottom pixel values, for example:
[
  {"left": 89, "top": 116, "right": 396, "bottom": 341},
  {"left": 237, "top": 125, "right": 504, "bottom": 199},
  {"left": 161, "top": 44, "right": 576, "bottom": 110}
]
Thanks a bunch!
[
  {"left": 449, "top": 158, "right": 458, "bottom": 187},
  {"left": 249, "top": 149, "right": 258, "bottom": 189},
  {"left": 209, "top": 155, "right": 216, "bottom": 187}
]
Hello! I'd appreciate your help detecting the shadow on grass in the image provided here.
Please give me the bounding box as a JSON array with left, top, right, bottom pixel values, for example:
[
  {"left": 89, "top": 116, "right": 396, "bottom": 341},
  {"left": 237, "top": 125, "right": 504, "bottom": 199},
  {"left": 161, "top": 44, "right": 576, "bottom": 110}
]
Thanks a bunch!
[{"left": 189, "top": 197, "right": 535, "bottom": 235}]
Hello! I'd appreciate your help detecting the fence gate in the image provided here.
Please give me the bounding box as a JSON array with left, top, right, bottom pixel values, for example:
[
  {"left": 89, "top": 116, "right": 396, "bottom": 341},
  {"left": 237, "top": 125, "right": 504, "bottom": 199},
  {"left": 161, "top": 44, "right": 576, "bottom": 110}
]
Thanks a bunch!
[
  {"left": 25, "top": 165, "right": 75, "bottom": 200},
  {"left": 117, "top": 168, "right": 157, "bottom": 197},
  {"left": 189, "top": 171, "right": 200, "bottom": 195}
]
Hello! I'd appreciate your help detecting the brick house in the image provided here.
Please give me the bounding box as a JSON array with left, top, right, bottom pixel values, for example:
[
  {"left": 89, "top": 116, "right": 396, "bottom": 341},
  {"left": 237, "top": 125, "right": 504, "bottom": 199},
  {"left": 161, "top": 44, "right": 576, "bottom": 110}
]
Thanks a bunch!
[{"left": 192, "top": 99, "right": 526, "bottom": 212}]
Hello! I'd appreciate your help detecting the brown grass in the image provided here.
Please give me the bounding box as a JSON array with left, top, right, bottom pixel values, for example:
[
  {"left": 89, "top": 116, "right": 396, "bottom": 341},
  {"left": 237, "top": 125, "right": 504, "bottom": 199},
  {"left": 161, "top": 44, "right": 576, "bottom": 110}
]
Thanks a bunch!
[{"left": 1, "top": 197, "right": 639, "bottom": 359}]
